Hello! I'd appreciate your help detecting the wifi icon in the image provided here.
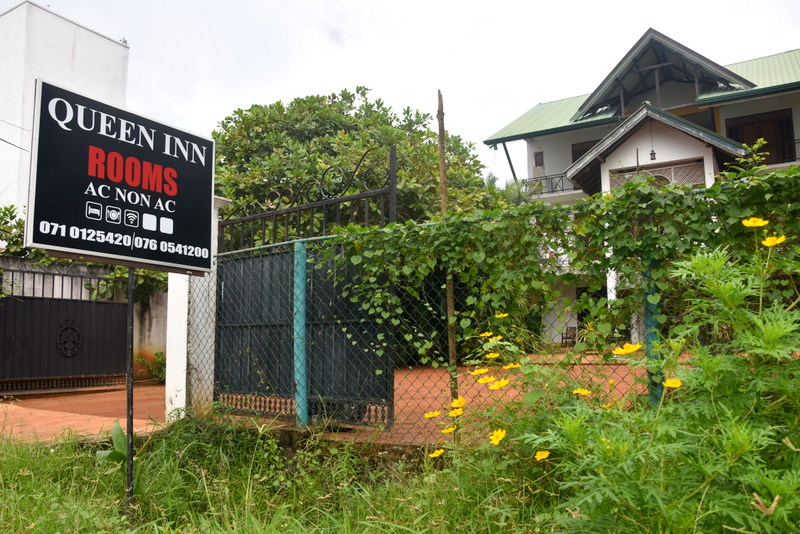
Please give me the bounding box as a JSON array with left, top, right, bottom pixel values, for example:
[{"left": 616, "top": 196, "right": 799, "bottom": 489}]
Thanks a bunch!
[{"left": 124, "top": 210, "right": 140, "bottom": 228}]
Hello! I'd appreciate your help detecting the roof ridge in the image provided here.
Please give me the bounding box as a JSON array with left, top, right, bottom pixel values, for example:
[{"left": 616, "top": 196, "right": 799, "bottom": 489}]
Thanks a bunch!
[
  {"left": 529, "top": 93, "right": 590, "bottom": 107},
  {"left": 725, "top": 47, "right": 800, "bottom": 67}
]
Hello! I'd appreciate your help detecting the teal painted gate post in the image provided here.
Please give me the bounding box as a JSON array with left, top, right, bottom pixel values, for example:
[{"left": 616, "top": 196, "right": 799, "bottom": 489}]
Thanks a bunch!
[
  {"left": 644, "top": 258, "right": 664, "bottom": 406},
  {"left": 293, "top": 241, "right": 309, "bottom": 426}
]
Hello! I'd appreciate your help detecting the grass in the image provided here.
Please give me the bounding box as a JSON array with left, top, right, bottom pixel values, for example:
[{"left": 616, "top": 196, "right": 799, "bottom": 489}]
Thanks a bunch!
[{"left": 0, "top": 415, "right": 550, "bottom": 533}]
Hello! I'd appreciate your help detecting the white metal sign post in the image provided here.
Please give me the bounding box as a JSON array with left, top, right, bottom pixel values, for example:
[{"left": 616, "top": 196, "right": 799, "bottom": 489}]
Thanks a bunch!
[{"left": 25, "top": 80, "right": 214, "bottom": 505}]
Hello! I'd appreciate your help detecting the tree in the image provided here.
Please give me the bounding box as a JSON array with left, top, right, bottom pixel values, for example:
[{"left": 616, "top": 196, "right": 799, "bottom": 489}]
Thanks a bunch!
[
  {"left": 213, "top": 87, "right": 500, "bottom": 221},
  {"left": 0, "top": 205, "right": 45, "bottom": 259}
]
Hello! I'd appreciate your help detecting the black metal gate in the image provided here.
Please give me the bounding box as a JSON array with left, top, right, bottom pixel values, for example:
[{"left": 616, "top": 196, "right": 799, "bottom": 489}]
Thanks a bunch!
[
  {"left": 213, "top": 147, "right": 397, "bottom": 427},
  {"left": 0, "top": 264, "right": 127, "bottom": 393}
]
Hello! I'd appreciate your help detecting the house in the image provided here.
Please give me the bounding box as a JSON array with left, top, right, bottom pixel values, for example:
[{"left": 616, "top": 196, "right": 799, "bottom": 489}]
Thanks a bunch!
[
  {"left": 484, "top": 28, "right": 800, "bottom": 343},
  {"left": 0, "top": 1, "right": 129, "bottom": 210},
  {"left": 485, "top": 28, "right": 799, "bottom": 206},
  {"left": 0, "top": 2, "right": 168, "bottom": 392}
]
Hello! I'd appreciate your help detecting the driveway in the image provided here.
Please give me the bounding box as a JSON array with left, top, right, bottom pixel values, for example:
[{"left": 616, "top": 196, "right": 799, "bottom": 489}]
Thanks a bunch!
[{"left": 0, "top": 383, "right": 166, "bottom": 443}]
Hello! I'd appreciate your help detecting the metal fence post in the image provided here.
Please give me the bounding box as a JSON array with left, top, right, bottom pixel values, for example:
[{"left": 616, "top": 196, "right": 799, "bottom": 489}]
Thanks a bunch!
[
  {"left": 293, "top": 241, "right": 309, "bottom": 426},
  {"left": 644, "top": 259, "right": 663, "bottom": 406}
]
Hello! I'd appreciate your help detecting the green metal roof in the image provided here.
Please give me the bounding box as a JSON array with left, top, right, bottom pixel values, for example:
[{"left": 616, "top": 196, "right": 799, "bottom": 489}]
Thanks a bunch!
[
  {"left": 485, "top": 95, "right": 614, "bottom": 144},
  {"left": 485, "top": 38, "right": 800, "bottom": 146},
  {"left": 698, "top": 48, "right": 800, "bottom": 103}
]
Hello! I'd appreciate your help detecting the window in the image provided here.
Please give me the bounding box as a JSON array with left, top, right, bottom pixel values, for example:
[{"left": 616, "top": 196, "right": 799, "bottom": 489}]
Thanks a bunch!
[
  {"left": 534, "top": 151, "right": 544, "bottom": 167},
  {"left": 726, "top": 109, "right": 796, "bottom": 164},
  {"left": 571, "top": 140, "right": 600, "bottom": 162}
]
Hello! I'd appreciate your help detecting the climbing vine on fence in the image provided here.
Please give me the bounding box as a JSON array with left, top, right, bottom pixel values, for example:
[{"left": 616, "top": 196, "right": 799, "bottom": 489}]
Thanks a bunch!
[{"left": 321, "top": 164, "right": 800, "bottom": 364}]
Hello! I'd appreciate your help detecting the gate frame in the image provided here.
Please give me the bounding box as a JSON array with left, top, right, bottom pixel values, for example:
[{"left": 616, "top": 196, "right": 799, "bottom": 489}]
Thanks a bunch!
[{"left": 205, "top": 149, "right": 397, "bottom": 426}]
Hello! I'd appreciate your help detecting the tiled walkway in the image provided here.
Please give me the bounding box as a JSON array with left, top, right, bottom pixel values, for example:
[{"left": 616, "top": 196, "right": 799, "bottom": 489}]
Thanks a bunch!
[{"left": 0, "top": 383, "right": 166, "bottom": 443}]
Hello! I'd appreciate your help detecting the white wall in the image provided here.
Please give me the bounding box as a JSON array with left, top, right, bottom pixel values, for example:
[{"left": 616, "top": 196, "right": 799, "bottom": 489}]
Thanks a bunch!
[
  {"left": 542, "top": 282, "right": 577, "bottom": 344},
  {"left": 600, "top": 121, "right": 717, "bottom": 191},
  {"left": 0, "top": 1, "right": 128, "bottom": 209},
  {"left": 631, "top": 80, "right": 698, "bottom": 111},
  {"left": 717, "top": 92, "right": 800, "bottom": 144},
  {"left": 525, "top": 123, "right": 617, "bottom": 178},
  {"left": 168, "top": 196, "right": 227, "bottom": 417}
]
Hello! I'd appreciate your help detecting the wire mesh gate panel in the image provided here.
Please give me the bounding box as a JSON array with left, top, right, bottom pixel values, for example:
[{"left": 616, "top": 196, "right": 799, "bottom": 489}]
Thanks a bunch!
[{"left": 214, "top": 245, "right": 393, "bottom": 427}]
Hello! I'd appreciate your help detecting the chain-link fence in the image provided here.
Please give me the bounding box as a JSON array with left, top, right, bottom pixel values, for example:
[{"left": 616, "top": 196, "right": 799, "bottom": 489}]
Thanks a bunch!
[{"left": 183, "top": 230, "right": 656, "bottom": 445}]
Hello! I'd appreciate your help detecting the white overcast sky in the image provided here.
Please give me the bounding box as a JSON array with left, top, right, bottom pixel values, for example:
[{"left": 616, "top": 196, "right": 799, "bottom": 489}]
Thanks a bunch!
[{"left": 5, "top": 0, "right": 800, "bottom": 183}]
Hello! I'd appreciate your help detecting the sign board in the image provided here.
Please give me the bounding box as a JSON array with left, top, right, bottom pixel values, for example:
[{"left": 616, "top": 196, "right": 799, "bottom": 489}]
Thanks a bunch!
[{"left": 25, "top": 80, "right": 214, "bottom": 273}]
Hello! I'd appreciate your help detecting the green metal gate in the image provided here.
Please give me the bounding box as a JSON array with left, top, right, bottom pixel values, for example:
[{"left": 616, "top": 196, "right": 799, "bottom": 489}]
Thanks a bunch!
[{"left": 213, "top": 147, "right": 397, "bottom": 427}]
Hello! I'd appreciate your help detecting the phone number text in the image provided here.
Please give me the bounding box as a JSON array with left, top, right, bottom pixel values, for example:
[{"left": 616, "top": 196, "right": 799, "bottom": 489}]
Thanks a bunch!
[{"left": 38, "top": 220, "right": 209, "bottom": 259}]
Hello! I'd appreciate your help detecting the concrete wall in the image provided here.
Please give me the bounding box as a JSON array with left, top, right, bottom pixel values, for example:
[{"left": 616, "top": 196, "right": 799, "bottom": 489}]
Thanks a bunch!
[
  {"left": 0, "top": 1, "right": 129, "bottom": 209},
  {"left": 133, "top": 290, "right": 168, "bottom": 380},
  {"left": 166, "top": 197, "right": 227, "bottom": 418},
  {"left": 542, "top": 282, "right": 577, "bottom": 344},
  {"left": 525, "top": 122, "right": 616, "bottom": 179},
  {"left": 600, "top": 121, "right": 717, "bottom": 191},
  {"left": 717, "top": 91, "right": 800, "bottom": 147}
]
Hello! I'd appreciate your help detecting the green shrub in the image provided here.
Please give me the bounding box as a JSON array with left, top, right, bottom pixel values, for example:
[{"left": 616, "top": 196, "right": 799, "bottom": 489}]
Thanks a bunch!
[{"left": 500, "top": 223, "right": 800, "bottom": 533}]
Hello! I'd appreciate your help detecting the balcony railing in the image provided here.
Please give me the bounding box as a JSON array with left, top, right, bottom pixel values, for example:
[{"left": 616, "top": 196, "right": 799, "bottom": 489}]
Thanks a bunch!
[{"left": 522, "top": 174, "right": 580, "bottom": 195}]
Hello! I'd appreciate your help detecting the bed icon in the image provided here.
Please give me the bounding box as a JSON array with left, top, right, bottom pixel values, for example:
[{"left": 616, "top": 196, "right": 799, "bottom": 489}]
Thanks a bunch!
[{"left": 86, "top": 202, "right": 102, "bottom": 220}]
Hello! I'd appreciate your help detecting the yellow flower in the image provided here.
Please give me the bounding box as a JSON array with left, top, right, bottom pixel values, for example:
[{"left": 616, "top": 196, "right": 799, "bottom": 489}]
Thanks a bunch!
[
  {"left": 494, "top": 312, "right": 509, "bottom": 319},
  {"left": 534, "top": 450, "right": 550, "bottom": 461},
  {"left": 572, "top": 388, "right": 591, "bottom": 396},
  {"left": 488, "top": 379, "right": 510, "bottom": 390},
  {"left": 479, "top": 331, "right": 493, "bottom": 338},
  {"left": 489, "top": 335, "right": 503, "bottom": 342},
  {"left": 485, "top": 352, "right": 500, "bottom": 359},
  {"left": 441, "top": 425, "right": 457, "bottom": 434},
  {"left": 607, "top": 379, "right": 616, "bottom": 387},
  {"left": 762, "top": 235, "right": 786, "bottom": 247},
  {"left": 600, "top": 403, "right": 612, "bottom": 409},
  {"left": 428, "top": 448, "right": 445, "bottom": 458},
  {"left": 424, "top": 410, "right": 441, "bottom": 419},
  {"left": 450, "top": 396, "right": 466, "bottom": 408},
  {"left": 663, "top": 378, "right": 683, "bottom": 389},
  {"left": 448, "top": 408, "right": 464, "bottom": 417},
  {"left": 470, "top": 368, "right": 489, "bottom": 375},
  {"left": 611, "top": 342, "right": 643, "bottom": 355},
  {"left": 477, "top": 375, "right": 496, "bottom": 384},
  {"left": 742, "top": 217, "right": 769, "bottom": 227},
  {"left": 489, "top": 428, "right": 507, "bottom": 445},
  {"left": 503, "top": 362, "right": 522, "bottom": 370}
]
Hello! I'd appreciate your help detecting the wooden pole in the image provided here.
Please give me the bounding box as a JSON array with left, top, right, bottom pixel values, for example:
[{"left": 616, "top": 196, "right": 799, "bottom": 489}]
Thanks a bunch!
[{"left": 437, "top": 90, "right": 459, "bottom": 401}]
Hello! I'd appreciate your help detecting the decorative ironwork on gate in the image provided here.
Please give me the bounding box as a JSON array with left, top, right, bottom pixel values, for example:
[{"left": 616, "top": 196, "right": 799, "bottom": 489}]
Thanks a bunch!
[
  {"left": 213, "top": 147, "right": 397, "bottom": 428},
  {"left": 219, "top": 146, "right": 397, "bottom": 253}
]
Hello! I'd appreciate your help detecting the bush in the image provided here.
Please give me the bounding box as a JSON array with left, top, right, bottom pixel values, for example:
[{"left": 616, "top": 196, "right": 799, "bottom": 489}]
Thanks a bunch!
[{"left": 498, "top": 222, "right": 800, "bottom": 533}]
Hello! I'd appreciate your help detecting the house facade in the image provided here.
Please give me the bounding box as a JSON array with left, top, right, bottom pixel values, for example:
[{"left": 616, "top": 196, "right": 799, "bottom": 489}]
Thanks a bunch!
[
  {"left": 0, "top": 1, "right": 129, "bottom": 210},
  {"left": 485, "top": 29, "right": 800, "bottom": 206},
  {"left": 485, "top": 29, "right": 800, "bottom": 344},
  {"left": 0, "top": 2, "right": 168, "bottom": 391}
]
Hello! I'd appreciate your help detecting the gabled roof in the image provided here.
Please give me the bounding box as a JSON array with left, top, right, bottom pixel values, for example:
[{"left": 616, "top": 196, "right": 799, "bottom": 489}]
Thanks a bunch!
[
  {"left": 573, "top": 28, "right": 754, "bottom": 122},
  {"left": 485, "top": 30, "right": 800, "bottom": 146},
  {"left": 565, "top": 104, "right": 747, "bottom": 192}
]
